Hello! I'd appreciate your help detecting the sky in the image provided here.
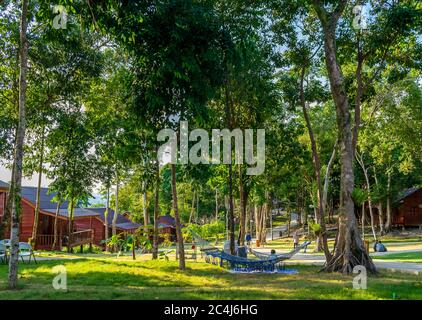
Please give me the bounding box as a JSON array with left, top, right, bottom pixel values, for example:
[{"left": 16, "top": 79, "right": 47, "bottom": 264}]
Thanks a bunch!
[
  {"left": 0, "top": 164, "right": 51, "bottom": 187},
  {"left": 0, "top": 164, "right": 104, "bottom": 205}
]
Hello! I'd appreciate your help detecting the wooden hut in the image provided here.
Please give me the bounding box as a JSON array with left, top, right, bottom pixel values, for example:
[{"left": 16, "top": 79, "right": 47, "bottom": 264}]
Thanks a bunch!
[
  {"left": 157, "top": 215, "right": 177, "bottom": 242},
  {"left": 0, "top": 180, "right": 141, "bottom": 250},
  {"left": 393, "top": 187, "right": 422, "bottom": 227}
]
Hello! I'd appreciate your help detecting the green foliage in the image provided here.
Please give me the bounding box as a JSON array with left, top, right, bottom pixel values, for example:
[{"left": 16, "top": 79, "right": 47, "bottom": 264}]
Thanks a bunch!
[
  {"left": 352, "top": 188, "right": 369, "bottom": 206},
  {"left": 188, "top": 221, "right": 226, "bottom": 240},
  {"left": 308, "top": 220, "right": 322, "bottom": 236},
  {"left": 106, "top": 234, "right": 124, "bottom": 249},
  {"left": 1, "top": 2, "right": 421, "bottom": 276}
]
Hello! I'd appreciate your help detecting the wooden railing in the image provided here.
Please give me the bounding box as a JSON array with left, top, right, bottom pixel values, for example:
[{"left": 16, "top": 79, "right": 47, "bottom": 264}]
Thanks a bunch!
[
  {"left": 36, "top": 234, "right": 56, "bottom": 247},
  {"left": 35, "top": 234, "right": 63, "bottom": 250},
  {"left": 69, "top": 229, "right": 93, "bottom": 247},
  {"left": 392, "top": 215, "right": 404, "bottom": 225},
  {"left": 36, "top": 229, "right": 93, "bottom": 250}
]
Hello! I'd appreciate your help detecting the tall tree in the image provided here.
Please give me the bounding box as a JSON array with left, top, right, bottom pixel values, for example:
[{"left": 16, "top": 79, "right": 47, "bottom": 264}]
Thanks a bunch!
[
  {"left": 47, "top": 106, "right": 96, "bottom": 252},
  {"left": 8, "top": 0, "right": 29, "bottom": 289},
  {"left": 310, "top": 0, "right": 375, "bottom": 273}
]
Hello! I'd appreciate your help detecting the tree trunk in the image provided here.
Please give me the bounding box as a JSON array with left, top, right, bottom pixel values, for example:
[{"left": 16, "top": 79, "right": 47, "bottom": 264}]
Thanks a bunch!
[
  {"left": 223, "top": 61, "right": 236, "bottom": 255},
  {"left": 224, "top": 195, "right": 229, "bottom": 240},
  {"left": 238, "top": 166, "right": 248, "bottom": 246},
  {"left": 227, "top": 162, "right": 235, "bottom": 255},
  {"left": 215, "top": 188, "right": 218, "bottom": 221},
  {"left": 260, "top": 204, "right": 266, "bottom": 245},
  {"left": 385, "top": 171, "right": 392, "bottom": 232},
  {"left": 249, "top": 205, "right": 254, "bottom": 236},
  {"left": 373, "top": 167, "right": 385, "bottom": 235},
  {"left": 8, "top": 0, "right": 28, "bottom": 289},
  {"left": 31, "top": 126, "right": 45, "bottom": 248},
  {"left": 361, "top": 202, "right": 365, "bottom": 240},
  {"left": 132, "top": 236, "right": 136, "bottom": 260},
  {"left": 260, "top": 196, "right": 271, "bottom": 245},
  {"left": 352, "top": 40, "right": 364, "bottom": 154},
  {"left": 112, "top": 174, "right": 119, "bottom": 238},
  {"left": 152, "top": 163, "right": 160, "bottom": 259},
  {"left": 196, "top": 191, "right": 199, "bottom": 222},
  {"left": 52, "top": 200, "right": 61, "bottom": 251},
  {"left": 299, "top": 67, "right": 331, "bottom": 260},
  {"left": 303, "top": 205, "right": 308, "bottom": 226},
  {"left": 254, "top": 205, "right": 260, "bottom": 243},
  {"left": 189, "top": 190, "right": 196, "bottom": 224},
  {"left": 297, "top": 206, "right": 302, "bottom": 227},
  {"left": 67, "top": 198, "right": 75, "bottom": 253},
  {"left": 312, "top": 1, "right": 376, "bottom": 273},
  {"left": 245, "top": 205, "right": 249, "bottom": 235},
  {"left": 104, "top": 187, "right": 110, "bottom": 252},
  {"left": 377, "top": 199, "right": 385, "bottom": 235},
  {"left": 171, "top": 163, "right": 185, "bottom": 270},
  {"left": 356, "top": 153, "right": 377, "bottom": 241},
  {"left": 287, "top": 204, "right": 291, "bottom": 236},
  {"left": 322, "top": 141, "right": 337, "bottom": 216},
  {"left": 3, "top": 154, "right": 16, "bottom": 229},
  {"left": 143, "top": 188, "right": 149, "bottom": 235}
]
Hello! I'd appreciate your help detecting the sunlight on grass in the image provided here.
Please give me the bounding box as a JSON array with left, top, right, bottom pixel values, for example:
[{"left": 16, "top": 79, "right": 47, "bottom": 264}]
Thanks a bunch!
[
  {"left": 372, "top": 251, "right": 422, "bottom": 263},
  {"left": 0, "top": 257, "right": 421, "bottom": 300}
]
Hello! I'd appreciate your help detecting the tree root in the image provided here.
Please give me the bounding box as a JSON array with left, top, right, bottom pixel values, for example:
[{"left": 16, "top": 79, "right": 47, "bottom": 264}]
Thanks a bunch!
[{"left": 323, "top": 247, "right": 377, "bottom": 274}]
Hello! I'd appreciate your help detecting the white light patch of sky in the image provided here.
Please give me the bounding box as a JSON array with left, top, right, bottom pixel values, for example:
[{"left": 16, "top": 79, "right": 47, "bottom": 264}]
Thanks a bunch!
[{"left": 0, "top": 163, "right": 51, "bottom": 187}]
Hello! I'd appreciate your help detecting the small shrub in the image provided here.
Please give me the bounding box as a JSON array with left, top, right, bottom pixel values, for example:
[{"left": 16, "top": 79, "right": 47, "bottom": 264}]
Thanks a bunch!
[{"left": 188, "top": 220, "right": 225, "bottom": 240}]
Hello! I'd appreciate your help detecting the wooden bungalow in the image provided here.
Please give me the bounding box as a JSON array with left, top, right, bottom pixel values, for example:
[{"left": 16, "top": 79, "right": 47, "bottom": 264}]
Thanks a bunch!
[
  {"left": 157, "top": 215, "right": 177, "bottom": 242},
  {"left": 72, "top": 207, "right": 141, "bottom": 246},
  {"left": 361, "top": 187, "right": 422, "bottom": 228},
  {"left": 393, "top": 187, "right": 422, "bottom": 227},
  {"left": 0, "top": 182, "right": 69, "bottom": 250},
  {"left": 0, "top": 180, "right": 141, "bottom": 250}
]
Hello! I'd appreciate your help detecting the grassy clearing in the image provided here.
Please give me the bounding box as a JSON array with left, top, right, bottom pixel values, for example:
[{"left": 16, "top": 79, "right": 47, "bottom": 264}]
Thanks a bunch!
[
  {"left": 377, "top": 237, "right": 422, "bottom": 244},
  {"left": 264, "top": 228, "right": 422, "bottom": 252},
  {"left": 271, "top": 215, "right": 290, "bottom": 227},
  {"left": 264, "top": 237, "right": 334, "bottom": 254},
  {"left": 372, "top": 251, "right": 422, "bottom": 263},
  {"left": 371, "top": 243, "right": 422, "bottom": 252},
  {"left": 0, "top": 257, "right": 421, "bottom": 300}
]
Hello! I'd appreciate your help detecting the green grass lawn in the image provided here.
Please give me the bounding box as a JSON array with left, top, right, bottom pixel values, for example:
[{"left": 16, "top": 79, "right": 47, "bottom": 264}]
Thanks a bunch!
[
  {"left": 1, "top": 258, "right": 421, "bottom": 300},
  {"left": 377, "top": 237, "right": 422, "bottom": 244},
  {"left": 271, "top": 215, "right": 290, "bottom": 227},
  {"left": 264, "top": 237, "right": 334, "bottom": 254},
  {"left": 372, "top": 251, "right": 422, "bottom": 263}
]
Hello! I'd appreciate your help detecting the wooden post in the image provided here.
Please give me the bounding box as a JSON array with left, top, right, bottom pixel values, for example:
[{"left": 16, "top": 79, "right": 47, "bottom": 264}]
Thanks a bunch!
[
  {"left": 270, "top": 209, "right": 273, "bottom": 241},
  {"left": 132, "top": 235, "right": 136, "bottom": 260},
  {"left": 59, "top": 232, "right": 62, "bottom": 251}
]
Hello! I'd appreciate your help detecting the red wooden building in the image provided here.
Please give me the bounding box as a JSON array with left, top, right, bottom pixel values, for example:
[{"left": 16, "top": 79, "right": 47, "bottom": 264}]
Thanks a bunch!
[
  {"left": 0, "top": 180, "right": 140, "bottom": 250},
  {"left": 157, "top": 215, "right": 177, "bottom": 242},
  {"left": 0, "top": 182, "right": 68, "bottom": 249},
  {"left": 393, "top": 187, "right": 422, "bottom": 227},
  {"left": 361, "top": 187, "right": 422, "bottom": 228}
]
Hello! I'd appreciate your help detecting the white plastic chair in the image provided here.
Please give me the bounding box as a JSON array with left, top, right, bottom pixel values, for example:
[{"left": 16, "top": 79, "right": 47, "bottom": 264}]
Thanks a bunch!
[
  {"left": 18, "top": 242, "right": 37, "bottom": 264},
  {"left": 0, "top": 239, "right": 10, "bottom": 247},
  {"left": 0, "top": 243, "right": 6, "bottom": 264}
]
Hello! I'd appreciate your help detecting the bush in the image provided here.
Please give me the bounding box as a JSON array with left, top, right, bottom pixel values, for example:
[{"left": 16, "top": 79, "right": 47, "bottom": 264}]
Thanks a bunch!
[
  {"left": 188, "top": 220, "right": 225, "bottom": 240},
  {"left": 308, "top": 221, "right": 322, "bottom": 236}
]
